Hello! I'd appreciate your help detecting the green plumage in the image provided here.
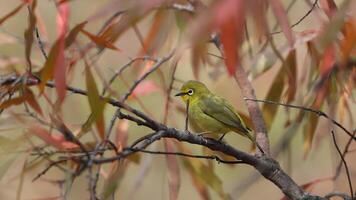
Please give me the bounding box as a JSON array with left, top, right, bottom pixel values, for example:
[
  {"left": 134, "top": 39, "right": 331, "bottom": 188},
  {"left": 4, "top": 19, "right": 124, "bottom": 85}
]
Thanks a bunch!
[{"left": 176, "top": 80, "right": 254, "bottom": 141}]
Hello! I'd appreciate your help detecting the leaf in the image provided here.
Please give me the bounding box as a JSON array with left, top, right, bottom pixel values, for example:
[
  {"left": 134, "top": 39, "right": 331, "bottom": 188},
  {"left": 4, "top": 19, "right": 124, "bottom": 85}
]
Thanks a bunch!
[
  {"left": 268, "top": 0, "right": 294, "bottom": 46},
  {"left": 54, "top": 2, "right": 69, "bottom": 104},
  {"left": 0, "top": 96, "right": 26, "bottom": 109},
  {"left": 177, "top": 144, "right": 229, "bottom": 199},
  {"left": 164, "top": 139, "right": 181, "bottom": 200},
  {"left": 115, "top": 120, "right": 129, "bottom": 148},
  {"left": 84, "top": 62, "right": 106, "bottom": 139},
  {"left": 24, "top": 0, "right": 37, "bottom": 71},
  {"left": 317, "top": 0, "right": 351, "bottom": 51},
  {"left": 24, "top": 88, "right": 43, "bottom": 116},
  {"left": 81, "top": 29, "right": 120, "bottom": 51},
  {"left": 319, "top": 45, "right": 335, "bottom": 78},
  {"left": 129, "top": 80, "right": 160, "bottom": 98},
  {"left": 0, "top": 2, "right": 25, "bottom": 25},
  {"left": 39, "top": 40, "right": 60, "bottom": 92},
  {"left": 139, "top": 10, "right": 164, "bottom": 54},
  {"left": 28, "top": 125, "right": 79, "bottom": 150},
  {"left": 303, "top": 112, "right": 319, "bottom": 156},
  {"left": 285, "top": 49, "right": 297, "bottom": 103},
  {"left": 65, "top": 21, "right": 87, "bottom": 48},
  {"left": 191, "top": 42, "right": 207, "bottom": 79},
  {"left": 262, "top": 66, "right": 284, "bottom": 130},
  {"left": 101, "top": 161, "right": 127, "bottom": 200},
  {"left": 215, "top": 0, "right": 245, "bottom": 75},
  {"left": 248, "top": 0, "right": 268, "bottom": 40},
  {"left": 339, "top": 19, "right": 356, "bottom": 65},
  {"left": 319, "top": 0, "right": 338, "bottom": 19}
]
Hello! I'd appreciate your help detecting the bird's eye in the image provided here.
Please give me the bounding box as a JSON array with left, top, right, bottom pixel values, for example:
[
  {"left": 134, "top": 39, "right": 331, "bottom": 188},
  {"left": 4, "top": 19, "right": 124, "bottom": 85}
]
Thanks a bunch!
[{"left": 187, "top": 89, "right": 194, "bottom": 96}]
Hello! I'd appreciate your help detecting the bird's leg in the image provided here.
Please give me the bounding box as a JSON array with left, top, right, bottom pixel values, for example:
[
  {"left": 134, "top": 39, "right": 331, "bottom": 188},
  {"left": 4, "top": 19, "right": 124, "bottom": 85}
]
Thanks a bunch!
[
  {"left": 217, "top": 133, "right": 226, "bottom": 142},
  {"left": 197, "top": 131, "right": 211, "bottom": 137}
]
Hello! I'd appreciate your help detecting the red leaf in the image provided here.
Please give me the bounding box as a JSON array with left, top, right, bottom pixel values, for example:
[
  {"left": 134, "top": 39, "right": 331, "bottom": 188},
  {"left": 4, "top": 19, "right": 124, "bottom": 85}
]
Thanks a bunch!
[
  {"left": 29, "top": 125, "right": 78, "bottom": 150},
  {"left": 130, "top": 80, "right": 160, "bottom": 98},
  {"left": 268, "top": 0, "right": 294, "bottom": 46},
  {"left": 214, "top": 0, "right": 245, "bottom": 75},
  {"left": 54, "top": 2, "right": 70, "bottom": 104},
  {"left": 319, "top": 45, "right": 335, "bottom": 77},
  {"left": 0, "top": 2, "right": 25, "bottom": 26}
]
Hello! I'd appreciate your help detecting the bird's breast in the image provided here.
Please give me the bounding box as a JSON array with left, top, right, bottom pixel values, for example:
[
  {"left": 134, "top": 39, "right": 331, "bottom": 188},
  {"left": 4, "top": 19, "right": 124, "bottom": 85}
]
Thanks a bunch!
[{"left": 188, "top": 104, "right": 230, "bottom": 135}]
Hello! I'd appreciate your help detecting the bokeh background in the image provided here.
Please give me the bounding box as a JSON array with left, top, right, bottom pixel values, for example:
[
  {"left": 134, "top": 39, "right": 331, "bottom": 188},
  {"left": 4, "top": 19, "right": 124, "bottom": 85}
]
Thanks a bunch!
[{"left": 0, "top": 0, "right": 355, "bottom": 199}]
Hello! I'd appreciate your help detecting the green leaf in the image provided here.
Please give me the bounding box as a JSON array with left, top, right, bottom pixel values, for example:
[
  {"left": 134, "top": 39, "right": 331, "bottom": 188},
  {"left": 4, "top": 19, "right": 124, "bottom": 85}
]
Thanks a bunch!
[{"left": 84, "top": 62, "right": 106, "bottom": 139}]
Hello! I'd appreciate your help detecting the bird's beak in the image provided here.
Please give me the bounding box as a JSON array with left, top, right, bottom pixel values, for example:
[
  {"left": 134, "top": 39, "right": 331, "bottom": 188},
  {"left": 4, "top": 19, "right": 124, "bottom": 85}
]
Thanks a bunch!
[{"left": 175, "top": 92, "right": 187, "bottom": 97}]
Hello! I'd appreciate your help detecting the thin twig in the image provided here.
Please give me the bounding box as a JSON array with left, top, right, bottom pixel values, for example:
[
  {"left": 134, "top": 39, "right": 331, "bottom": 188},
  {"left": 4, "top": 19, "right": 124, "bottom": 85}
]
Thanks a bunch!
[
  {"left": 270, "top": 0, "right": 318, "bottom": 35},
  {"left": 130, "top": 148, "right": 245, "bottom": 164},
  {"left": 120, "top": 51, "right": 175, "bottom": 102},
  {"left": 325, "top": 191, "right": 352, "bottom": 200},
  {"left": 334, "top": 130, "right": 356, "bottom": 180},
  {"left": 331, "top": 131, "right": 354, "bottom": 199},
  {"left": 101, "top": 56, "right": 156, "bottom": 96},
  {"left": 245, "top": 98, "right": 355, "bottom": 140}
]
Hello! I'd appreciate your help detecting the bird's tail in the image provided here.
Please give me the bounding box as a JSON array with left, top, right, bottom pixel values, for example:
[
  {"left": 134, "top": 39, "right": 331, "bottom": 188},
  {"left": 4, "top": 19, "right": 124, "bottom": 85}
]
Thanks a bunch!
[{"left": 244, "top": 130, "right": 264, "bottom": 154}]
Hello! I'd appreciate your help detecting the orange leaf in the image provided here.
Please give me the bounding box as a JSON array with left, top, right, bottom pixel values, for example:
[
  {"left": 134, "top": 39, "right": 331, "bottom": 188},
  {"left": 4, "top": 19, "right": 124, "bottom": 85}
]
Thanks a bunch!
[
  {"left": 29, "top": 125, "right": 78, "bottom": 150},
  {"left": 65, "top": 21, "right": 87, "bottom": 48},
  {"left": 0, "top": 97, "right": 26, "bottom": 109},
  {"left": 81, "top": 29, "right": 120, "bottom": 51},
  {"left": 115, "top": 120, "right": 129, "bottom": 150}
]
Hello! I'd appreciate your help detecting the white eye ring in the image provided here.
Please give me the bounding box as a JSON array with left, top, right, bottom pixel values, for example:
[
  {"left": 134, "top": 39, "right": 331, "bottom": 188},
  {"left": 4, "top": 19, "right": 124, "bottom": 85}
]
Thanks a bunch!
[{"left": 187, "top": 89, "right": 194, "bottom": 96}]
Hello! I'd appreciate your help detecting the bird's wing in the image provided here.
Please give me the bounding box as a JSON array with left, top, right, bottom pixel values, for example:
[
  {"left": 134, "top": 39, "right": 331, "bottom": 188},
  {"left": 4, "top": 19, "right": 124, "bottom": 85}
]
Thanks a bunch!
[{"left": 199, "top": 95, "right": 250, "bottom": 134}]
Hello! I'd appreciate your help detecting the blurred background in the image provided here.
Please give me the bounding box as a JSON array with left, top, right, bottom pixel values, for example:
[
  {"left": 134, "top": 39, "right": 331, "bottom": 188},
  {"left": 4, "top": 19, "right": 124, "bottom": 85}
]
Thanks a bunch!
[{"left": 0, "top": 0, "right": 355, "bottom": 199}]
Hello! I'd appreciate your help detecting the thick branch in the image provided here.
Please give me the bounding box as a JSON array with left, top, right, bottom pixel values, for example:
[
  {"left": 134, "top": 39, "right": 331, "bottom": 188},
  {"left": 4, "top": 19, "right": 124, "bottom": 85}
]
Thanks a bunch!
[{"left": 93, "top": 129, "right": 323, "bottom": 200}]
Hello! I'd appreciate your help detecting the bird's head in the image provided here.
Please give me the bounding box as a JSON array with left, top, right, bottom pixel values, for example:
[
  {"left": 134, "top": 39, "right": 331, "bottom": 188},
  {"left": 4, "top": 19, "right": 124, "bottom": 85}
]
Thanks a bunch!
[{"left": 175, "top": 80, "right": 210, "bottom": 103}]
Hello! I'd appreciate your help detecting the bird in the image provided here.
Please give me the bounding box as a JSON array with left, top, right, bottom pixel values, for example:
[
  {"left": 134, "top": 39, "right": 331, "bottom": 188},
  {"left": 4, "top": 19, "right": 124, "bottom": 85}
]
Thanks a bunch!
[{"left": 175, "top": 80, "right": 263, "bottom": 153}]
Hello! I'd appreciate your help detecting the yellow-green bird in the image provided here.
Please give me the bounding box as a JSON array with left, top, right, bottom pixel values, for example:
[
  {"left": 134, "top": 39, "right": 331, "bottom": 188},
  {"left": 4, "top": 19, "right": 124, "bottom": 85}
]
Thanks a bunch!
[{"left": 175, "top": 80, "right": 262, "bottom": 152}]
